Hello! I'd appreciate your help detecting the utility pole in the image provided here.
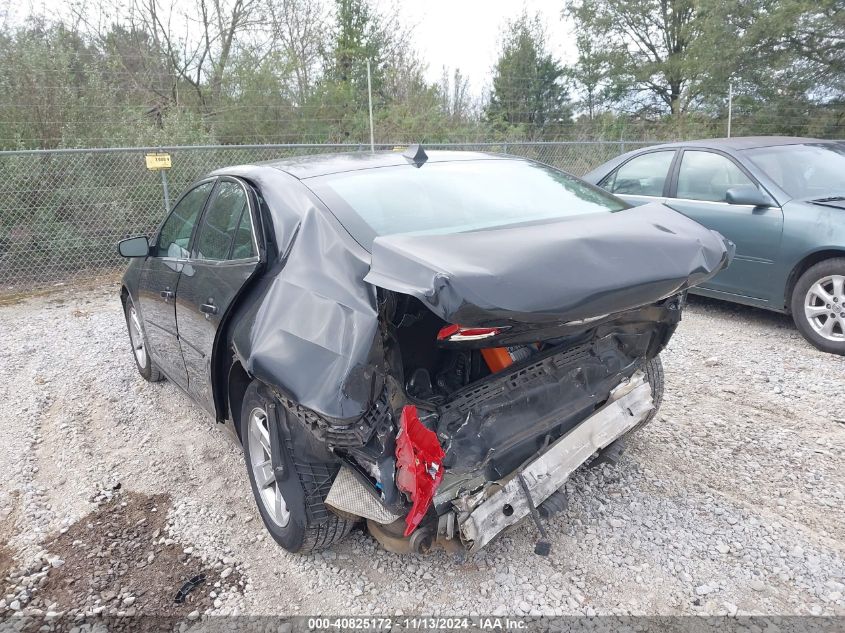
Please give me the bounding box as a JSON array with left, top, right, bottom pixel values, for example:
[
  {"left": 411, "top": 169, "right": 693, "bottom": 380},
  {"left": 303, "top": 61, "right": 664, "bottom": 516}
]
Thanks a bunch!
[
  {"left": 727, "top": 82, "right": 733, "bottom": 138},
  {"left": 367, "top": 59, "right": 375, "bottom": 153}
]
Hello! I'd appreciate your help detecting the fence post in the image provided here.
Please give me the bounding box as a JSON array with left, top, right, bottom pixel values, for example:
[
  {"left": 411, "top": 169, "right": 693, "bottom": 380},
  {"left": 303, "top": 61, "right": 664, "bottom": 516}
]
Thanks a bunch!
[
  {"left": 367, "top": 59, "right": 375, "bottom": 153},
  {"left": 727, "top": 82, "right": 733, "bottom": 138},
  {"left": 160, "top": 169, "right": 171, "bottom": 213}
]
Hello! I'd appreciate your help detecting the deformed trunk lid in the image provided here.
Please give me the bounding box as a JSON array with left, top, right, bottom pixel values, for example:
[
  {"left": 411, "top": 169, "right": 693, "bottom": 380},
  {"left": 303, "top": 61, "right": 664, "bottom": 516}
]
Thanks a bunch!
[{"left": 364, "top": 202, "right": 733, "bottom": 325}]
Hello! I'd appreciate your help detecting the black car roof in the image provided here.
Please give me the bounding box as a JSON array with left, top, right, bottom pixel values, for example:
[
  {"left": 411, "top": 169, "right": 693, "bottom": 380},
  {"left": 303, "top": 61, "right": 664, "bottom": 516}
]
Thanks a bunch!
[
  {"left": 642, "top": 136, "right": 834, "bottom": 151},
  {"left": 257, "top": 149, "right": 506, "bottom": 179}
]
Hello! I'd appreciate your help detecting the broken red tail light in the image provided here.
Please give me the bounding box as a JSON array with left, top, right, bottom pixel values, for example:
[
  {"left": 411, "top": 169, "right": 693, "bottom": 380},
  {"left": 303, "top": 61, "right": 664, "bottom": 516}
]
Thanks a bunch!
[
  {"left": 437, "top": 325, "right": 531, "bottom": 373},
  {"left": 436, "top": 324, "right": 502, "bottom": 342},
  {"left": 395, "top": 405, "right": 446, "bottom": 537}
]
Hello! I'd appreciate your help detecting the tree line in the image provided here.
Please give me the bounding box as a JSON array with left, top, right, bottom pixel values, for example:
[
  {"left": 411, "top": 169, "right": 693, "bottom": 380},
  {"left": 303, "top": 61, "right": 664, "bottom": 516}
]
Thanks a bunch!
[{"left": 0, "top": 0, "right": 841, "bottom": 150}]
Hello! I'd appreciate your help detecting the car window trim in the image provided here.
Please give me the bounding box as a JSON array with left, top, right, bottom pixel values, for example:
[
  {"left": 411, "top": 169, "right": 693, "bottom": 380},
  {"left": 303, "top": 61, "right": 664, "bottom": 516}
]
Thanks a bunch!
[
  {"left": 190, "top": 176, "right": 260, "bottom": 263},
  {"left": 667, "top": 196, "right": 762, "bottom": 208},
  {"left": 151, "top": 177, "right": 217, "bottom": 262},
  {"left": 669, "top": 148, "right": 777, "bottom": 204},
  {"left": 602, "top": 148, "right": 678, "bottom": 198}
]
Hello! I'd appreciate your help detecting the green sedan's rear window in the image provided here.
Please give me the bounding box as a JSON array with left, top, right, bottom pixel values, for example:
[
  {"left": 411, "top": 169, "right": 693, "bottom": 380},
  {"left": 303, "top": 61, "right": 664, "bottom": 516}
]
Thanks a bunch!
[{"left": 743, "top": 143, "right": 845, "bottom": 199}]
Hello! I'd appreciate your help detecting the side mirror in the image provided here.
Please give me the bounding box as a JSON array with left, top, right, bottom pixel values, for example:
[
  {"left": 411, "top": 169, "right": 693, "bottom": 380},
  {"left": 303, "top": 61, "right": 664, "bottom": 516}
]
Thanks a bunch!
[
  {"left": 725, "top": 185, "right": 772, "bottom": 207},
  {"left": 117, "top": 236, "right": 150, "bottom": 258}
]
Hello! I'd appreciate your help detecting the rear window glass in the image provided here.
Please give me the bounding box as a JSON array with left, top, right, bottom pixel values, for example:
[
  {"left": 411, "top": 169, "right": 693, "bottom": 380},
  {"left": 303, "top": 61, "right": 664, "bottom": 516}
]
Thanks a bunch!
[
  {"left": 308, "top": 159, "right": 626, "bottom": 243},
  {"left": 743, "top": 143, "right": 845, "bottom": 199}
]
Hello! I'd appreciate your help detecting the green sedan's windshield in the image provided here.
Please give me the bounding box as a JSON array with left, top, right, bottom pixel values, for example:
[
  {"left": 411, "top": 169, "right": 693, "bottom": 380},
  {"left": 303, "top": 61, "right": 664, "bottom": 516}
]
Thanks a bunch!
[
  {"left": 308, "top": 159, "right": 626, "bottom": 245},
  {"left": 743, "top": 143, "right": 845, "bottom": 199}
]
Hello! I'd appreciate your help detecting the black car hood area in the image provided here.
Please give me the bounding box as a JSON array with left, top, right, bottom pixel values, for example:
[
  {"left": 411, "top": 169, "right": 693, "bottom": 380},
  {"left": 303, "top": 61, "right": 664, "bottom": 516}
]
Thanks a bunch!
[{"left": 364, "top": 203, "right": 733, "bottom": 326}]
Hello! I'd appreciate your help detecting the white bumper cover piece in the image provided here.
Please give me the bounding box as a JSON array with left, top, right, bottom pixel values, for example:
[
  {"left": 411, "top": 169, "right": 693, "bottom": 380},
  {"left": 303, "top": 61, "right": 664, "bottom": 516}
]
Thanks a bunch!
[{"left": 459, "top": 371, "right": 654, "bottom": 552}]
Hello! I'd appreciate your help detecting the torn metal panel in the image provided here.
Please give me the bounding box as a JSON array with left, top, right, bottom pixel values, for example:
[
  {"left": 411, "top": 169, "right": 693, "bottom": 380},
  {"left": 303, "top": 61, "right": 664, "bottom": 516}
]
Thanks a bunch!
[
  {"left": 459, "top": 372, "right": 653, "bottom": 552},
  {"left": 224, "top": 166, "right": 383, "bottom": 420},
  {"left": 364, "top": 202, "right": 733, "bottom": 326}
]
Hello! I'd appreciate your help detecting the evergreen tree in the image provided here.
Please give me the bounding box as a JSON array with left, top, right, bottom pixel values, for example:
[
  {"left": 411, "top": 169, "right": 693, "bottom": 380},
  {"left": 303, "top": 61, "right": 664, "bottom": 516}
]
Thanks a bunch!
[{"left": 485, "top": 12, "right": 572, "bottom": 139}]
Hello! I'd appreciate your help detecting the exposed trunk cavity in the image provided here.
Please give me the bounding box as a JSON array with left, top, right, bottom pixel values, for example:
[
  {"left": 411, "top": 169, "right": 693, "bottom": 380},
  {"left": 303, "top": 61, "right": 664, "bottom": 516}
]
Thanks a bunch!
[{"left": 381, "top": 290, "right": 683, "bottom": 486}]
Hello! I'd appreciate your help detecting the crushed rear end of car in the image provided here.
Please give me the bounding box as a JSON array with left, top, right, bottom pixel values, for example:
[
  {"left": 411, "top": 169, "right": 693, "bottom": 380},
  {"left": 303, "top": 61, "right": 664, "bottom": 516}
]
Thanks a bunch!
[{"left": 245, "top": 200, "right": 731, "bottom": 553}]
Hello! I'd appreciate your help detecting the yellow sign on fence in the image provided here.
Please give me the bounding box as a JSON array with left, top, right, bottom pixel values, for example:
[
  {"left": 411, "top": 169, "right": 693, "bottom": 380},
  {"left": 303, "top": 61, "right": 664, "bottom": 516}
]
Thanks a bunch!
[{"left": 145, "top": 152, "right": 172, "bottom": 171}]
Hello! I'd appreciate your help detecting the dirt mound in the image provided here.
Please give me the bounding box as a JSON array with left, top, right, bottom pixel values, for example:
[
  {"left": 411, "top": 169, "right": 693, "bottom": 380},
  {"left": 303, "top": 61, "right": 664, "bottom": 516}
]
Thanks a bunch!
[{"left": 6, "top": 491, "right": 240, "bottom": 623}]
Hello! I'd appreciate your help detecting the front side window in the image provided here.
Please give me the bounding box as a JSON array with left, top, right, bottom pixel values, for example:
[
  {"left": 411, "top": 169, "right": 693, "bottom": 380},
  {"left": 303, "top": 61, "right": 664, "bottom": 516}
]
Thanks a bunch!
[
  {"left": 308, "top": 159, "right": 626, "bottom": 243},
  {"left": 605, "top": 151, "right": 675, "bottom": 197},
  {"left": 155, "top": 182, "right": 213, "bottom": 258},
  {"left": 676, "top": 151, "right": 755, "bottom": 202},
  {"left": 194, "top": 181, "right": 253, "bottom": 261}
]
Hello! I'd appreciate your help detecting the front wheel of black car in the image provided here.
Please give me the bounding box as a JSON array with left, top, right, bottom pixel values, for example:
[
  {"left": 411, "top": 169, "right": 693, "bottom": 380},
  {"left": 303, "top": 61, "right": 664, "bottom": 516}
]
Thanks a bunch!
[
  {"left": 791, "top": 259, "right": 845, "bottom": 356},
  {"left": 241, "top": 380, "right": 354, "bottom": 553},
  {"left": 123, "top": 296, "right": 162, "bottom": 382}
]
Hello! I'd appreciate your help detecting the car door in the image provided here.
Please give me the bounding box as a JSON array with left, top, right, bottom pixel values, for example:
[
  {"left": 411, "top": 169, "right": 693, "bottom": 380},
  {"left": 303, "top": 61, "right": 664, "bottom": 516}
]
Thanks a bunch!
[
  {"left": 137, "top": 181, "right": 214, "bottom": 389},
  {"left": 666, "top": 149, "right": 784, "bottom": 301},
  {"left": 598, "top": 150, "right": 677, "bottom": 207},
  {"left": 175, "top": 178, "right": 261, "bottom": 415}
]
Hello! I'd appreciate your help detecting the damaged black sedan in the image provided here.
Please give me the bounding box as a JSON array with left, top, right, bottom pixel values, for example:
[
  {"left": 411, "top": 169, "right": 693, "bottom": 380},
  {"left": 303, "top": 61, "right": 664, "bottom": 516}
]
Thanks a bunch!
[{"left": 117, "top": 148, "right": 732, "bottom": 555}]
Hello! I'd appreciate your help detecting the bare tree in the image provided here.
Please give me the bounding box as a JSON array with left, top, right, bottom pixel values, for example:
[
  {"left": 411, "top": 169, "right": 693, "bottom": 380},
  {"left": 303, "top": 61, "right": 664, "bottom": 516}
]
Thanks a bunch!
[
  {"left": 439, "top": 66, "right": 471, "bottom": 122},
  {"left": 133, "top": 0, "right": 267, "bottom": 111},
  {"left": 267, "top": 0, "right": 326, "bottom": 105}
]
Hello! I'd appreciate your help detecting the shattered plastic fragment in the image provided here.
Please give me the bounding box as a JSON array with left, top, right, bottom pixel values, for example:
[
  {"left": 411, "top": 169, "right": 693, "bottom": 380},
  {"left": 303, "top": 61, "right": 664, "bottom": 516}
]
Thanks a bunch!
[
  {"left": 395, "top": 405, "right": 445, "bottom": 536},
  {"left": 174, "top": 574, "right": 206, "bottom": 604}
]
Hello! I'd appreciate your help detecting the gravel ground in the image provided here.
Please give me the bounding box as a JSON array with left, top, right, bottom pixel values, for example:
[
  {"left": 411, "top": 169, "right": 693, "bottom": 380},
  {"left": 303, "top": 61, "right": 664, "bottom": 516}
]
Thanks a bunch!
[{"left": 0, "top": 283, "right": 843, "bottom": 620}]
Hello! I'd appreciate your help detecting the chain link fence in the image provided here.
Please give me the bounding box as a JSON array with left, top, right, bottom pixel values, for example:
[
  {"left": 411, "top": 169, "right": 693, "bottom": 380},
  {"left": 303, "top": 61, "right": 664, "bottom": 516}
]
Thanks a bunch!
[{"left": 0, "top": 141, "right": 652, "bottom": 291}]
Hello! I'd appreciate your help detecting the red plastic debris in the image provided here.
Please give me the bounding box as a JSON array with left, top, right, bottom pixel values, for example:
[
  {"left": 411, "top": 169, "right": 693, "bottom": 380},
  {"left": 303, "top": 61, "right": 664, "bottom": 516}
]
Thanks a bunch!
[{"left": 395, "top": 405, "right": 446, "bottom": 537}]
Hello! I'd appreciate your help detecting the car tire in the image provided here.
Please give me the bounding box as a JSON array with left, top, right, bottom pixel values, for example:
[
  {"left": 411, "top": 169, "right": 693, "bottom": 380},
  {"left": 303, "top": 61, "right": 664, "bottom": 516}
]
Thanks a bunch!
[
  {"left": 790, "top": 258, "right": 845, "bottom": 355},
  {"left": 123, "top": 296, "right": 163, "bottom": 382},
  {"left": 632, "top": 354, "right": 664, "bottom": 433},
  {"left": 241, "top": 380, "right": 354, "bottom": 553},
  {"left": 589, "top": 355, "right": 662, "bottom": 469}
]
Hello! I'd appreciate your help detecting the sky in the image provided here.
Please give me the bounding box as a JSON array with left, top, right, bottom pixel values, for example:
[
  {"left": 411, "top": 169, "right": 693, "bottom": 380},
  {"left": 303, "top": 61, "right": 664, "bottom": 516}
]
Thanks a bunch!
[
  {"left": 6, "top": 0, "right": 578, "bottom": 97},
  {"left": 399, "top": 0, "right": 578, "bottom": 95}
]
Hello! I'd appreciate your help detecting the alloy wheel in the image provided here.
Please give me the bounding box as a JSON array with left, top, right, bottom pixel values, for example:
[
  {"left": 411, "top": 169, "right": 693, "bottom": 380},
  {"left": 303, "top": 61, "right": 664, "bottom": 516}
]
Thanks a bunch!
[
  {"left": 127, "top": 305, "right": 147, "bottom": 368},
  {"left": 804, "top": 275, "right": 845, "bottom": 342},
  {"left": 247, "top": 407, "right": 290, "bottom": 528}
]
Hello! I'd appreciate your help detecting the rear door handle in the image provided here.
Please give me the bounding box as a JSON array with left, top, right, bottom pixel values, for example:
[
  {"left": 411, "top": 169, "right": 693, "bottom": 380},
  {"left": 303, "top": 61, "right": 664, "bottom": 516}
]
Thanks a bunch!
[
  {"left": 160, "top": 290, "right": 174, "bottom": 301},
  {"left": 199, "top": 303, "right": 218, "bottom": 316}
]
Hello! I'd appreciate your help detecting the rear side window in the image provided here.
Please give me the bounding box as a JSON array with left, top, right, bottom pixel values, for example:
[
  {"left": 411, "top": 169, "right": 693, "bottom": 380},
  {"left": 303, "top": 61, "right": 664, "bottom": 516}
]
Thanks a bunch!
[
  {"left": 676, "top": 151, "right": 755, "bottom": 202},
  {"left": 194, "top": 181, "right": 253, "bottom": 261},
  {"left": 605, "top": 151, "right": 675, "bottom": 196},
  {"left": 155, "top": 182, "right": 213, "bottom": 258}
]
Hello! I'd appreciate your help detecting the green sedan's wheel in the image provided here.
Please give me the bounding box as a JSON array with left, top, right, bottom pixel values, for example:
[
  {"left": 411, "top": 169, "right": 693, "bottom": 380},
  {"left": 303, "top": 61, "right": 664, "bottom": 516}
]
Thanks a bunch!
[{"left": 791, "top": 258, "right": 845, "bottom": 355}]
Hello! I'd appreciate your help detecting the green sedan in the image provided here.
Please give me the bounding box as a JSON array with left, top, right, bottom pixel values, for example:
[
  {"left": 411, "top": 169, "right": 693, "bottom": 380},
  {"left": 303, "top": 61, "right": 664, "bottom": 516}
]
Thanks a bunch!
[{"left": 583, "top": 136, "right": 845, "bottom": 355}]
